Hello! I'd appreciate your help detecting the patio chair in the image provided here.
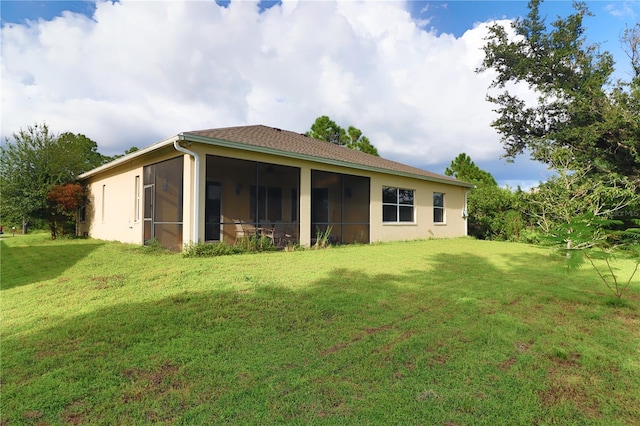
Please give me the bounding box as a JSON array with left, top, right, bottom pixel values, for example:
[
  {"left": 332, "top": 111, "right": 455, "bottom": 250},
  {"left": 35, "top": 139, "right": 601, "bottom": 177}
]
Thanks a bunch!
[
  {"left": 273, "top": 221, "right": 295, "bottom": 247},
  {"left": 234, "top": 220, "right": 256, "bottom": 244},
  {"left": 258, "top": 221, "right": 275, "bottom": 243}
]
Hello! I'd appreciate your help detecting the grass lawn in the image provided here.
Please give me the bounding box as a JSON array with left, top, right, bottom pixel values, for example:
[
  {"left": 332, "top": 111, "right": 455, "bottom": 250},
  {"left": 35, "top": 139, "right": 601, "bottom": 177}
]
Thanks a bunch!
[{"left": 1, "top": 232, "right": 639, "bottom": 425}]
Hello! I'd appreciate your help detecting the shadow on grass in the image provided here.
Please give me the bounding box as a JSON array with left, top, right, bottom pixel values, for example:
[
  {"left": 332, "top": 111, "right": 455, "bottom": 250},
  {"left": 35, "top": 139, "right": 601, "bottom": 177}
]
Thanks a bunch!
[
  {"left": 2, "top": 248, "right": 638, "bottom": 424},
  {"left": 0, "top": 239, "right": 104, "bottom": 290}
]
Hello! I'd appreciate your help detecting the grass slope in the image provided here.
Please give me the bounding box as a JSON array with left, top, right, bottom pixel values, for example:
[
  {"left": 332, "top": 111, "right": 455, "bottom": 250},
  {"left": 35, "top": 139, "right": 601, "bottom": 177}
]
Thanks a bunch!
[{"left": 1, "top": 233, "right": 639, "bottom": 425}]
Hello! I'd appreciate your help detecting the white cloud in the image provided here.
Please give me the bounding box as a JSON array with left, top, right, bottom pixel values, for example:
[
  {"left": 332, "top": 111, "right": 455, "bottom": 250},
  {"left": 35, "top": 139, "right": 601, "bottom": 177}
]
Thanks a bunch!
[
  {"left": 1, "top": 0, "right": 524, "bottom": 177},
  {"left": 605, "top": 1, "right": 638, "bottom": 18}
]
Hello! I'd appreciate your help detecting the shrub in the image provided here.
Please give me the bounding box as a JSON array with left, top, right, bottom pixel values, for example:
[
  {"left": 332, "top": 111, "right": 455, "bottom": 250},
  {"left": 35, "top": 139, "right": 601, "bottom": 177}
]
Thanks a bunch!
[
  {"left": 236, "top": 234, "right": 277, "bottom": 253},
  {"left": 183, "top": 235, "right": 276, "bottom": 258},
  {"left": 518, "top": 228, "right": 543, "bottom": 244},
  {"left": 182, "top": 241, "right": 241, "bottom": 258},
  {"left": 138, "top": 238, "right": 169, "bottom": 255}
]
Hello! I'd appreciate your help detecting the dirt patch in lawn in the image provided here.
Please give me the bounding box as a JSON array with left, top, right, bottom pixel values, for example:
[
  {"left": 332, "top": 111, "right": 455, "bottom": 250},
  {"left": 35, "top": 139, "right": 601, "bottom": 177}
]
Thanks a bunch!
[
  {"left": 62, "top": 400, "right": 88, "bottom": 425},
  {"left": 498, "top": 356, "right": 517, "bottom": 371},
  {"left": 539, "top": 352, "right": 601, "bottom": 419},
  {"left": 321, "top": 311, "right": 421, "bottom": 357},
  {"left": 90, "top": 274, "right": 126, "bottom": 289},
  {"left": 122, "top": 359, "right": 189, "bottom": 419},
  {"left": 539, "top": 373, "right": 601, "bottom": 419}
]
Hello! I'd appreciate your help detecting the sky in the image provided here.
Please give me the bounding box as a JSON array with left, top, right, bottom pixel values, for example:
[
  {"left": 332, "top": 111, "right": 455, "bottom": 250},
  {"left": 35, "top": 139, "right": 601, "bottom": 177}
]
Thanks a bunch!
[{"left": 1, "top": 0, "right": 639, "bottom": 189}]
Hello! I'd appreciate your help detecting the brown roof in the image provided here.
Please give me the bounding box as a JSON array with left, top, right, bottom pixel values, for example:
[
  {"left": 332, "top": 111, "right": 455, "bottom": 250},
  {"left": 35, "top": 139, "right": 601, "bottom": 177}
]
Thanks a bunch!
[{"left": 183, "top": 125, "right": 472, "bottom": 187}]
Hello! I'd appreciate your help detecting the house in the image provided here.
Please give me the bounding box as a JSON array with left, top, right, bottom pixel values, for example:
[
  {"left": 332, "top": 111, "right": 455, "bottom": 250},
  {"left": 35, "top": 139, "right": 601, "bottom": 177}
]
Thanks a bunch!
[{"left": 78, "top": 125, "right": 473, "bottom": 250}]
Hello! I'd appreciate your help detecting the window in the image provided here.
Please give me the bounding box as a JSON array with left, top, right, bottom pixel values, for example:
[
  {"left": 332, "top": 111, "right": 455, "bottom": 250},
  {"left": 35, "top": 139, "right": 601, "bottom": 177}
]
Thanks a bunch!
[
  {"left": 382, "top": 187, "right": 414, "bottom": 223},
  {"left": 434, "top": 192, "right": 445, "bottom": 223},
  {"left": 101, "top": 184, "right": 106, "bottom": 223},
  {"left": 134, "top": 175, "right": 141, "bottom": 222},
  {"left": 250, "top": 185, "right": 283, "bottom": 222}
]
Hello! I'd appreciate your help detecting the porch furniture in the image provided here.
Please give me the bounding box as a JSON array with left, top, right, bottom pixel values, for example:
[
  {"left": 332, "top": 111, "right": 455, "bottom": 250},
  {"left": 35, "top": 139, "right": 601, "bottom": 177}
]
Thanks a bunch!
[
  {"left": 273, "top": 221, "right": 296, "bottom": 247},
  {"left": 257, "top": 221, "right": 275, "bottom": 243},
  {"left": 234, "top": 220, "right": 256, "bottom": 244}
]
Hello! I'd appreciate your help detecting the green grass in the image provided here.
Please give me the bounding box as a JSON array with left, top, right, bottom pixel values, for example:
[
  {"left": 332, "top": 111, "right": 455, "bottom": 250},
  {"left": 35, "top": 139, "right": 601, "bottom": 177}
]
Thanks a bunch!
[{"left": 2, "top": 232, "right": 639, "bottom": 425}]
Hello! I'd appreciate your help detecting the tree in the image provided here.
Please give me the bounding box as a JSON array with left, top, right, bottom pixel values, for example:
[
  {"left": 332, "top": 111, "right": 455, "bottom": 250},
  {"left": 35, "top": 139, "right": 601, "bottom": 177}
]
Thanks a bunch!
[
  {"left": 445, "top": 153, "right": 523, "bottom": 240},
  {"left": 306, "top": 116, "right": 379, "bottom": 156},
  {"left": 344, "top": 126, "right": 379, "bottom": 156},
  {"left": 1, "top": 124, "right": 58, "bottom": 233},
  {"left": 546, "top": 213, "right": 640, "bottom": 299},
  {"left": 621, "top": 23, "right": 640, "bottom": 81},
  {"left": 0, "top": 123, "right": 108, "bottom": 234},
  {"left": 521, "top": 150, "right": 638, "bottom": 234},
  {"left": 306, "top": 116, "right": 345, "bottom": 146},
  {"left": 108, "top": 145, "right": 140, "bottom": 162},
  {"left": 477, "top": 0, "right": 640, "bottom": 183},
  {"left": 47, "top": 183, "right": 85, "bottom": 239},
  {"left": 444, "top": 153, "right": 497, "bottom": 187}
]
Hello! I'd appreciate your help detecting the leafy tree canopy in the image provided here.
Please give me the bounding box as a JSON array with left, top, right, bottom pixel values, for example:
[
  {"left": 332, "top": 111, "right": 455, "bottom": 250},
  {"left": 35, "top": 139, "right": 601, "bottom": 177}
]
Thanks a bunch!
[
  {"left": 445, "top": 153, "right": 523, "bottom": 240},
  {"left": 108, "top": 146, "right": 140, "bottom": 162},
  {"left": 444, "top": 153, "right": 497, "bottom": 187},
  {"left": 47, "top": 183, "right": 86, "bottom": 239},
  {"left": 477, "top": 0, "right": 640, "bottom": 183},
  {"left": 0, "top": 123, "right": 109, "bottom": 231},
  {"left": 306, "top": 115, "right": 379, "bottom": 156}
]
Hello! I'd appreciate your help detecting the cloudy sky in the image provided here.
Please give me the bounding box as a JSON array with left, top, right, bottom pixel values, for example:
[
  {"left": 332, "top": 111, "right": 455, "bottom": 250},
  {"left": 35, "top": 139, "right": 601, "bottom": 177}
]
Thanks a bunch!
[{"left": 2, "top": 0, "right": 638, "bottom": 189}]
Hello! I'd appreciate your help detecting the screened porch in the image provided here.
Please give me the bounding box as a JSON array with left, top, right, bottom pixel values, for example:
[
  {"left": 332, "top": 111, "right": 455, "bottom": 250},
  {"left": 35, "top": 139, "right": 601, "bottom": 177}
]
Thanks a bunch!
[
  {"left": 205, "top": 155, "right": 301, "bottom": 246},
  {"left": 205, "top": 155, "right": 371, "bottom": 247}
]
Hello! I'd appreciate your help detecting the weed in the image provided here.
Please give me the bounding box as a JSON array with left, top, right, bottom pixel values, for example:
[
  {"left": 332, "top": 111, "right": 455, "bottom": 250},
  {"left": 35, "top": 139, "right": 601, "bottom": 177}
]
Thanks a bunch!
[{"left": 313, "top": 225, "right": 333, "bottom": 249}]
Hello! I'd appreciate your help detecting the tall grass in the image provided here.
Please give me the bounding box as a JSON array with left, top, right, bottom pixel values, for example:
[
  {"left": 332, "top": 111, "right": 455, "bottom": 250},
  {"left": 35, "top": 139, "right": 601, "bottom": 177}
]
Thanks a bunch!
[{"left": 2, "top": 233, "right": 639, "bottom": 424}]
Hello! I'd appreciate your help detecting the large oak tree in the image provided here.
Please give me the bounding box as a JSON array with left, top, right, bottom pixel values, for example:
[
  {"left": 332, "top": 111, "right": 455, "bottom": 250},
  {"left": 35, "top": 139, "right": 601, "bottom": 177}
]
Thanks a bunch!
[{"left": 477, "top": 0, "right": 640, "bottom": 183}]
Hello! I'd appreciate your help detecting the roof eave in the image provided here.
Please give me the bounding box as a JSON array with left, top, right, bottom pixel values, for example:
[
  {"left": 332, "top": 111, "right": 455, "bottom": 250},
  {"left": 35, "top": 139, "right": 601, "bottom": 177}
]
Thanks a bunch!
[
  {"left": 180, "top": 132, "right": 474, "bottom": 188},
  {"left": 78, "top": 131, "right": 473, "bottom": 189},
  {"left": 78, "top": 135, "right": 179, "bottom": 180}
]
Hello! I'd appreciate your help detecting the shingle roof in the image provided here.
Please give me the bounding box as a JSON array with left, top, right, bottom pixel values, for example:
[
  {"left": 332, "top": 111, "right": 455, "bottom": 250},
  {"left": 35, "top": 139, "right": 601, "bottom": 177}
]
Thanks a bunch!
[{"left": 183, "top": 125, "right": 472, "bottom": 187}]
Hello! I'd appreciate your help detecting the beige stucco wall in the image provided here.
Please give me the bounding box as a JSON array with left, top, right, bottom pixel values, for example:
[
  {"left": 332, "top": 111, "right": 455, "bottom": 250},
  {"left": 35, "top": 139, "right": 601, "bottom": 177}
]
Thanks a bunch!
[
  {"left": 80, "top": 142, "right": 468, "bottom": 248},
  {"left": 369, "top": 174, "right": 468, "bottom": 243},
  {"left": 79, "top": 165, "right": 144, "bottom": 244},
  {"left": 79, "top": 146, "right": 190, "bottom": 246},
  {"left": 186, "top": 144, "right": 468, "bottom": 246}
]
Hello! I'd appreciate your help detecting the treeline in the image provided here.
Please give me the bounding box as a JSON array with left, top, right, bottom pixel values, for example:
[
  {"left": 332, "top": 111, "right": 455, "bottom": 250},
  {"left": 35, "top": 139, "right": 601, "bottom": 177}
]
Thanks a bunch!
[
  {"left": 0, "top": 124, "right": 136, "bottom": 238},
  {"left": 445, "top": 153, "right": 639, "bottom": 242},
  {"left": 463, "top": 0, "right": 640, "bottom": 243},
  {"left": 0, "top": 116, "right": 374, "bottom": 239}
]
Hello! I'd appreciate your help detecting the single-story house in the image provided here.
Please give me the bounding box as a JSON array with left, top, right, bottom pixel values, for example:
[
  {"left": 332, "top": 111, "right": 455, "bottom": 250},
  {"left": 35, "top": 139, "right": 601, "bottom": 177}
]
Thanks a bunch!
[{"left": 78, "top": 125, "right": 473, "bottom": 251}]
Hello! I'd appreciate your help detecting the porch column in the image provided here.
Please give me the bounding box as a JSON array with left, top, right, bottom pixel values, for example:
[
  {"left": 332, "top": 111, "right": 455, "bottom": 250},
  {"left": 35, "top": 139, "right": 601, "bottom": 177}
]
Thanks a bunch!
[
  {"left": 299, "top": 166, "right": 312, "bottom": 247},
  {"left": 181, "top": 154, "right": 194, "bottom": 246}
]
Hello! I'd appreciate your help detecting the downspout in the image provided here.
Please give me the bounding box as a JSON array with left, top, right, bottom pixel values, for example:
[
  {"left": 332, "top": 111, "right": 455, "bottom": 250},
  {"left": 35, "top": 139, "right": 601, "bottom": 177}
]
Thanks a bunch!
[
  {"left": 174, "top": 138, "right": 200, "bottom": 245},
  {"left": 463, "top": 187, "right": 474, "bottom": 237}
]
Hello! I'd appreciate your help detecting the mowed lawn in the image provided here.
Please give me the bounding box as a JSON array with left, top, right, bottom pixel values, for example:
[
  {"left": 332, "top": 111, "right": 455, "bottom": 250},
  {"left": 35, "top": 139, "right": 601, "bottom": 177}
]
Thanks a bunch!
[{"left": 1, "top": 233, "right": 639, "bottom": 425}]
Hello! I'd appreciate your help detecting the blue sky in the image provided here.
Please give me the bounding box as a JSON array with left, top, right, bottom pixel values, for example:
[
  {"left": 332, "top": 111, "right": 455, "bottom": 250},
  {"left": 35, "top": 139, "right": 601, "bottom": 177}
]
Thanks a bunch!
[
  {"left": 2, "top": 1, "right": 638, "bottom": 188},
  {"left": 3, "top": 1, "right": 633, "bottom": 40}
]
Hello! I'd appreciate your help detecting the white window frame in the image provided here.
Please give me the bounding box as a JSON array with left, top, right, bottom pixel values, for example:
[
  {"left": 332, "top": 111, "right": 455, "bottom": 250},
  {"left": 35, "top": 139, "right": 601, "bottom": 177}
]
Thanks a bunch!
[
  {"left": 382, "top": 186, "right": 415, "bottom": 223},
  {"left": 102, "top": 184, "right": 106, "bottom": 223},
  {"left": 433, "top": 192, "right": 445, "bottom": 224}
]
